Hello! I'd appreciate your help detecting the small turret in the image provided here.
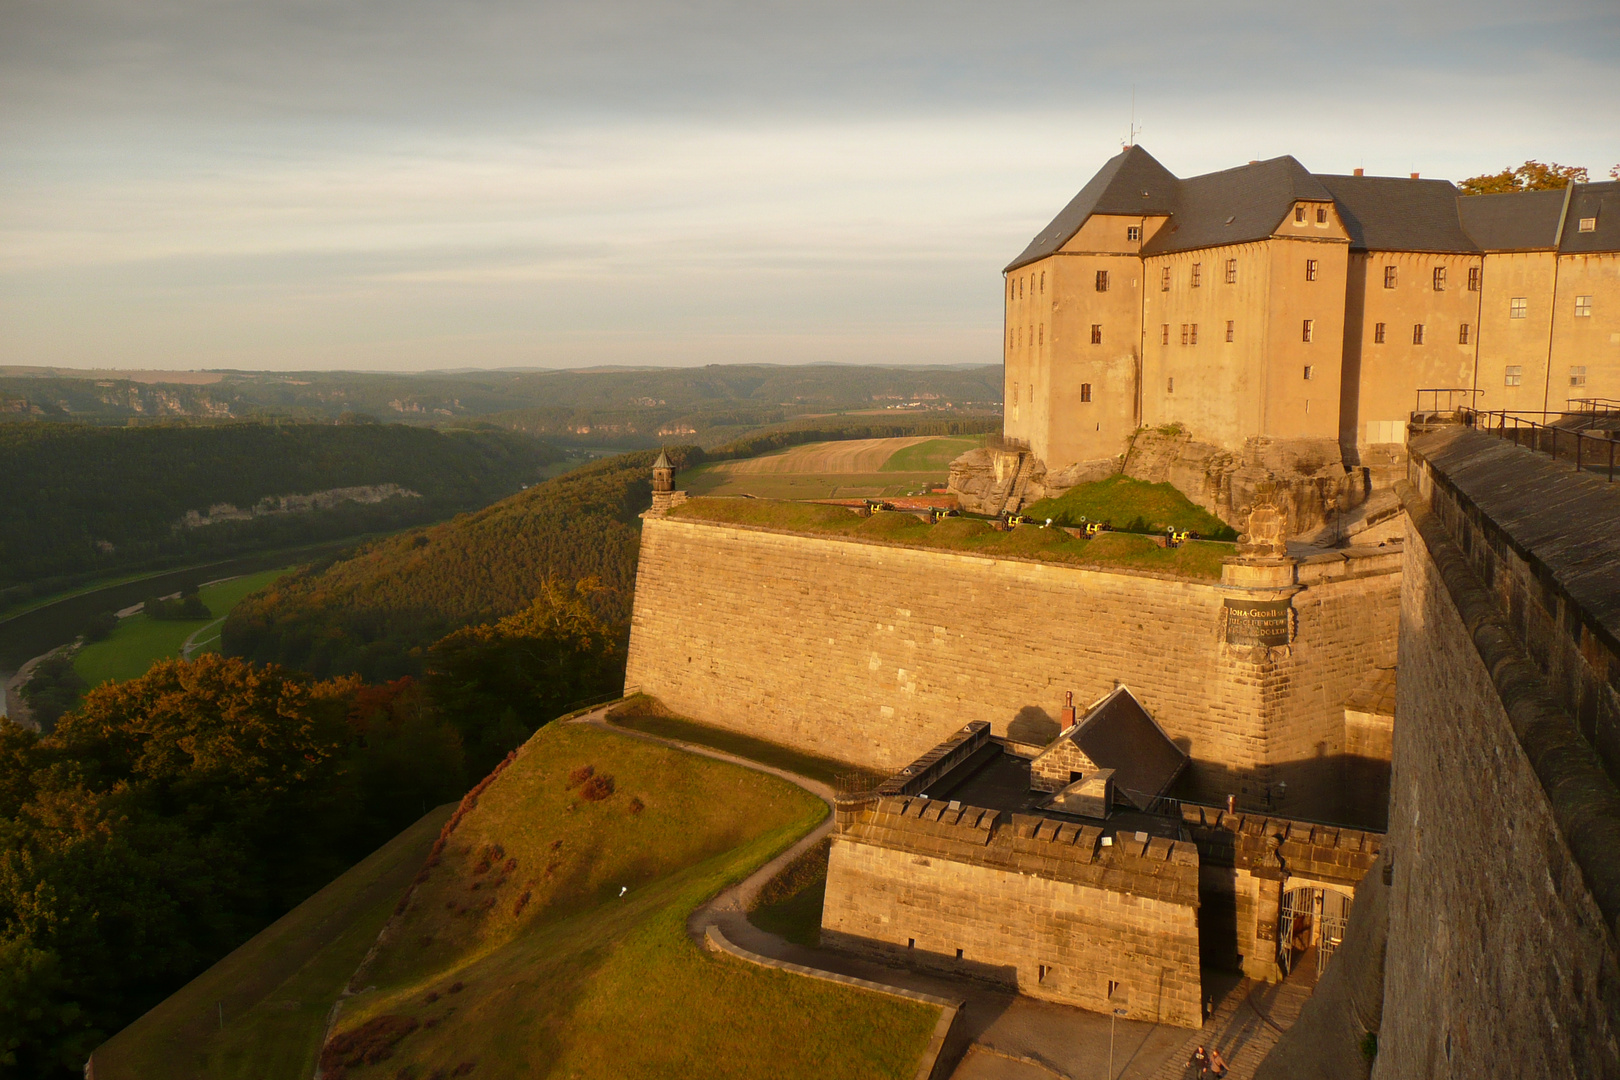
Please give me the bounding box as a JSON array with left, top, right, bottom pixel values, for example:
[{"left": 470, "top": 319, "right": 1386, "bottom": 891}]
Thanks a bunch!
[{"left": 652, "top": 449, "right": 675, "bottom": 494}]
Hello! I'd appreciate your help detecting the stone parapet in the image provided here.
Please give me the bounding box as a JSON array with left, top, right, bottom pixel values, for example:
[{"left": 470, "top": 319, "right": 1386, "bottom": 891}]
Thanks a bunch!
[
  {"left": 843, "top": 795, "right": 1200, "bottom": 907},
  {"left": 1179, "top": 805, "right": 1382, "bottom": 888}
]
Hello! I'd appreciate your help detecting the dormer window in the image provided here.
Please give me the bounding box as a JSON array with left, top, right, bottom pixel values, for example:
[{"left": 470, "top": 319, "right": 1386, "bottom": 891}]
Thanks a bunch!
[
  {"left": 1295, "top": 206, "right": 1306, "bottom": 224},
  {"left": 1316, "top": 207, "right": 1328, "bottom": 224},
  {"left": 1127, "top": 225, "right": 1142, "bottom": 242},
  {"left": 1579, "top": 217, "right": 1597, "bottom": 232}
]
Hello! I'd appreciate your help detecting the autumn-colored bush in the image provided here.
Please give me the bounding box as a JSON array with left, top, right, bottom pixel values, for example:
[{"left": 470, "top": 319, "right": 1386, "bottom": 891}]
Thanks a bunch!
[
  {"left": 320, "top": 1014, "right": 421, "bottom": 1075},
  {"left": 566, "top": 764, "right": 595, "bottom": 788}
]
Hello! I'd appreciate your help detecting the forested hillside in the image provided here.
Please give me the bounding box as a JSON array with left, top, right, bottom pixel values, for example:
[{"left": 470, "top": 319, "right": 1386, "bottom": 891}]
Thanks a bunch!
[
  {"left": 0, "top": 422, "right": 560, "bottom": 609},
  {"left": 222, "top": 449, "right": 666, "bottom": 681},
  {"left": 220, "top": 413, "right": 998, "bottom": 684}
]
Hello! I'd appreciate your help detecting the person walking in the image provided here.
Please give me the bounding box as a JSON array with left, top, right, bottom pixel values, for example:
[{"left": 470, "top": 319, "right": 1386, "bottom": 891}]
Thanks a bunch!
[
  {"left": 1208, "top": 1046, "right": 1229, "bottom": 1077},
  {"left": 1186, "top": 1044, "right": 1209, "bottom": 1079}
]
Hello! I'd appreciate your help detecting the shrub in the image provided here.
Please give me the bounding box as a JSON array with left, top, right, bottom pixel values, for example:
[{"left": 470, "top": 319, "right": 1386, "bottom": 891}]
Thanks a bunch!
[
  {"left": 628, "top": 796, "right": 645, "bottom": 815},
  {"left": 580, "top": 773, "right": 615, "bottom": 801},
  {"left": 320, "top": 1015, "right": 421, "bottom": 1074},
  {"left": 566, "top": 764, "right": 595, "bottom": 789}
]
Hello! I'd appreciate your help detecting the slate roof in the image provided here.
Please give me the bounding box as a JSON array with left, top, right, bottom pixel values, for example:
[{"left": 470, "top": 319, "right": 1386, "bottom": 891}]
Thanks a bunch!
[
  {"left": 652, "top": 448, "right": 672, "bottom": 469},
  {"left": 1004, "top": 145, "right": 1179, "bottom": 272},
  {"left": 1009, "top": 149, "right": 1618, "bottom": 266},
  {"left": 1141, "top": 156, "right": 1333, "bottom": 256},
  {"left": 1064, "top": 686, "right": 1186, "bottom": 809},
  {"left": 1457, "top": 188, "right": 1567, "bottom": 250},
  {"left": 1314, "top": 174, "right": 1478, "bottom": 253},
  {"left": 1560, "top": 181, "right": 1620, "bottom": 254}
]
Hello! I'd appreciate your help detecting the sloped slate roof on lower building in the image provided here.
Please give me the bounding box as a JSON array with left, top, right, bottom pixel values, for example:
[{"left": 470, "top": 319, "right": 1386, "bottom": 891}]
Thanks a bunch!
[{"left": 1068, "top": 686, "right": 1187, "bottom": 808}]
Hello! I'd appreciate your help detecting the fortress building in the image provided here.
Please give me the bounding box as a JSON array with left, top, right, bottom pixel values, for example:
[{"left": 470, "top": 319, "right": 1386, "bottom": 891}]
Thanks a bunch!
[{"left": 969, "top": 146, "right": 1620, "bottom": 529}]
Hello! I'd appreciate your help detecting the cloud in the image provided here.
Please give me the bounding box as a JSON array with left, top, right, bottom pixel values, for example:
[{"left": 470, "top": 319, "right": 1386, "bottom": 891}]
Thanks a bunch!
[{"left": 0, "top": 0, "right": 1615, "bottom": 369}]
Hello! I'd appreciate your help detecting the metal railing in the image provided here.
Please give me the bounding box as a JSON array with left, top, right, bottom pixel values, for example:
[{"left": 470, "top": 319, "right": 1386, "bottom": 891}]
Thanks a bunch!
[
  {"left": 984, "top": 433, "right": 1030, "bottom": 454},
  {"left": 1466, "top": 410, "right": 1619, "bottom": 482},
  {"left": 1569, "top": 397, "right": 1620, "bottom": 414},
  {"left": 1414, "top": 388, "right": 1484, "bottom": 414}
]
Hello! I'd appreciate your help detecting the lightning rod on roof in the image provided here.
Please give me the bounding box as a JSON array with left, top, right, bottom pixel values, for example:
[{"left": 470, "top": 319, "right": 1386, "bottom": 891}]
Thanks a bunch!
[{"left": 1124, "top": 86, "right": 1141, "bottom": 149}]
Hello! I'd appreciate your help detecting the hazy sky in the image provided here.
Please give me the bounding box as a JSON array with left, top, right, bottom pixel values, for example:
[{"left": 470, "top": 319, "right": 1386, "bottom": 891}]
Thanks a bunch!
[{"left": 3, "top": 1, "right": 1617, "bottom": 372}]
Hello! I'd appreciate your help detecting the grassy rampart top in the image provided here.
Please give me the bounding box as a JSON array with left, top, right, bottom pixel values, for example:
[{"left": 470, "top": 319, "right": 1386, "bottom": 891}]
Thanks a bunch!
[{"left": 667, "top": 498, "right": 1235, "bottom": 582}]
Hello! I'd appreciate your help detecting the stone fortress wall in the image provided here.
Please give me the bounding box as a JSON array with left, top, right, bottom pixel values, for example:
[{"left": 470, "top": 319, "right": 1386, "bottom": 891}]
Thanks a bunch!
[
  {"left": 1371, "top": 425, "right": 1620, "bottom": 1079},
  {"left": 822, "top": 794, "right": 1204, "bottom": 1027},
  {"left": 625, "top": 514, "right": 1401, "bottom": 821}
]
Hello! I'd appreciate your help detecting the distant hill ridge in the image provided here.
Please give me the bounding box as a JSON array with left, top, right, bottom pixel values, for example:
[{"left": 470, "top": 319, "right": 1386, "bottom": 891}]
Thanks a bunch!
[{"left": 0, "top": 422, "right": 560, "bottom": 610}]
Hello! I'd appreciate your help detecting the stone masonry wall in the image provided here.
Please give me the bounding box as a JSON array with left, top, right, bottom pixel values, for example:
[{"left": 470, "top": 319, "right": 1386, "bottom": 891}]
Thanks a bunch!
[
  {"left": 1374, "top": 486, "right": 1620, "bottom": 1078},
  {"left": 822, "top": 798, "right": 1203, "bottom": 1027},
  {"left": 625, "top": 515, "right": 1400, "bottom": 818}
]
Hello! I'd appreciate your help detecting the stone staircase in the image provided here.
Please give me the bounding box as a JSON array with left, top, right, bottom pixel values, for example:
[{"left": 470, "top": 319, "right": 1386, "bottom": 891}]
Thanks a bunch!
[
  {"left": 1148, "top": 959, "right": 1318, "bottom": 1080},
  {"left": 993, "top": 453, "right": 1031, "bottom": 516}
]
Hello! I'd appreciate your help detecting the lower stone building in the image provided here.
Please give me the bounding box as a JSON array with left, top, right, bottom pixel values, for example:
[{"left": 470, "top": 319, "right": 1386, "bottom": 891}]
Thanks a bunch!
[{"left": 823, "top": 712, "right": 1383, "bottom": 1028}]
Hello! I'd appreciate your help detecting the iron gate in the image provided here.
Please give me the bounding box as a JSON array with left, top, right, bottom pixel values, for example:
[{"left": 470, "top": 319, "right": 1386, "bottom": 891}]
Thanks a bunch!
[{"left": 1278, "top": 887, "right": 1353, "bottom": 978}]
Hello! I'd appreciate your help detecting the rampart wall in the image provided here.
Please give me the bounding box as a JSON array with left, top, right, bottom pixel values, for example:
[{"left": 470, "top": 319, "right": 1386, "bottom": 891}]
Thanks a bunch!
[
  {"left": 625, "top": 515, "right": 1400, "bottom": 819},
  {"left": 821, "top": 796, "right": 1203, "bottom": 1027},
  {"left": 1373, "top": 428, "right": 1620, "bottom": 1079}
]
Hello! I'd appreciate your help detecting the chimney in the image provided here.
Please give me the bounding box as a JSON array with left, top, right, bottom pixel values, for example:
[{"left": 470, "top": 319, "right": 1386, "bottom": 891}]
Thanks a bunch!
[
  {"left": 1248, "top": 160, "right": 1260, "bottom": 165},
  {"left": 1061, "top": 690, "right": 1076, "bottom": 729},
  {"left": 1353, "top": 168, "right": 1364, "bottom": 177},
  {"left": 1410, "top": 172, "right": 1420, "bottom": 179}
]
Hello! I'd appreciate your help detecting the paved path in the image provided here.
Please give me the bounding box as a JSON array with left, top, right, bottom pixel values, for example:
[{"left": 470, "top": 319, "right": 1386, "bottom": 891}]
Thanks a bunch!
[{"left": 572, "top": 709, "right": 1315, "bottom": 1080}]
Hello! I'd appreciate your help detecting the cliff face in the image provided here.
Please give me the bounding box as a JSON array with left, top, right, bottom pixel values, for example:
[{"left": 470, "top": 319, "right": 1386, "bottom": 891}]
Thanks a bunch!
[{"left": 177, "top": 483, "right": 421, "bottom": 528}]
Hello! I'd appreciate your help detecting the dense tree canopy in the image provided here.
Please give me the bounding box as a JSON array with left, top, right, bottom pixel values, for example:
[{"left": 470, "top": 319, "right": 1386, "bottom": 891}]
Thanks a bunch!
[
  {"left": 0, "top": 656, "right": 468, "bottom": 1077},
  {"left": 0, "top": 422, "right": 560, "bottom": 610},
  {"left": 1458, "top": 160, "right": 1589, "bottom": 195}
]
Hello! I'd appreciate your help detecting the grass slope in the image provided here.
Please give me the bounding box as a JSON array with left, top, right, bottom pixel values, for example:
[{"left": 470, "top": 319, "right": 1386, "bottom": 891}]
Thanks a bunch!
[
  {"left": 672, "top": 498, "right": 1235, "bottom": 580},
  {"left": 323, "top": 722, "right": 937, "bottom": 1079},
  {"left": 879, "top": 434, "right": 983, "bottom": 472},
  {"left": 73, "top": 568, "right": 293, "bottom": 687},
  {"left": 1022, "top": 475, "right": 1236, "bottom": 538},
  {"left": 91, "top": 804, "right": 455, "bottom": 1080}
]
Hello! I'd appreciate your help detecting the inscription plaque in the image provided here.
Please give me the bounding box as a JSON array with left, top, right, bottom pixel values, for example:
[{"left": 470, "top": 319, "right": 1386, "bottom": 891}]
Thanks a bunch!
[{"left": 1224, "top": 597, "right": 1294, "bottom": 646}]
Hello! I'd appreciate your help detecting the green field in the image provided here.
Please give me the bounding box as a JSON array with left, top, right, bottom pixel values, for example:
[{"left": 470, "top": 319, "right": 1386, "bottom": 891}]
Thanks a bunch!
[
  {"left": 1022, "top": 474, "right": 1237, "bottom": 538},
  {"left": 91, "top": 805, "right": 456, "bottom": 1080},
  {"left": 680, "top": 435, "right": 975, "bottom": 499},
  {"left": 73, "top": 568, "right": 293, "bottom": 687},
  {"left": 320, "top": 722, "right": 938, "bottom": 1079},
  {"left": 670, "top": 497, "right": 1236, "bottom": 580},
  {"left": 878, "top": 434, "right": 982, "bottom": 472}
]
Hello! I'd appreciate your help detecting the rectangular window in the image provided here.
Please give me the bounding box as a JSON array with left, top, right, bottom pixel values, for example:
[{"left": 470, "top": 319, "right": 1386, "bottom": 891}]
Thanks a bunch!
[
  {"left": 1579, "top": 217, "right": 1597, "bottom": 232},
  {"left": 1303, "top": 365, "right": 1314, "bottom": 380},
  {"left": 1040, "top": 271, "right": 1045, "bottom": 293},
  {"left": 1412, "top": 323, "right": 1425, "bottom": 345},
  {"left": 1225, "top": 258, "right": 1237, "bottom": 284},
  {"left": 1019, "top": 278, "right": 1024, "bottom": 299},
  {"left": 1191, "top": 263, "right": 1202, "bottom": 287},
  {"left": 1161, "top": 324, "right": 1170, "bottom": 345},
  {"left": 1038, "top": 325, "right": 1044, "bottom": 345},
  {"left": 1433, "top": 266, "right": 1446, "bottom": 291},
  {"left": 1167, "top": 377, "right": 1175, "bottom": 393},
  {"left": 1575, "top": 295, "right": 1593, "bottom": 317},
  {"left": 1374, "top": 322, "right": 1386, "bottom": 344},
  {"left": 1302, "top": 319, "right": 1314, "bottom": 343},
  {"left": 1127, "top": 225, "right": 1142, "bottom": 242},
  {"left": 1096, "top": 269, "right": 1110, "bottom": 292},
  {"left": 1295, "top": 205, "right": 1307, "bottom": 223},
  {"left": 1468, "top": 266, "right": 1480, "bottom": 292},
  {"left": 1160, "top": 266, "right": 1171, "bottom": 291},
  {"left": 1180, "top": 324, "right": 1189, "bottom": 346},
  {"left": 1080, "top": 383, "right": 1092, "bottom": 403},
  {"left": 1226, "top": 319, "right": 1235, "bottom": 342},
  {"left": 1090, "top": 324, "right": 1102, "bottom": 345},
  {"left": 1028, "top": 384, "right": 1034, "bottom": 403},
  {"left": 1316, "top": 206, "right": 1328, "bottom": 224},
  {"left": 955, "top": 949, "right": 964, "bottom": 960},
  {"left": 1012, "top": 381, "right": 1019, "bottom": 400},
  {"left": 1189, "top": 323, "right": 1198, "bottom": 345},
  {"left": 1505, "top": 366, "right": 1522, "bottom": 387},
  {"left": 1459, "top": 323, "right": 1471, "bottom": 345},
  {"left": 1510, "top": 297, "right": 1528, "bottom": 319},
  {"left": 1384, "top": 266, "right": 1398, "bottom": 289},
  {"left": 1039, "top": 964, "right": 1052, "bottom": 984},
  {"left": 1571, "top": 366, "right": 1588, "bottom": 388},
  {"left": 1305, "top": 259, "right": 1318, "bottom": 282}
]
